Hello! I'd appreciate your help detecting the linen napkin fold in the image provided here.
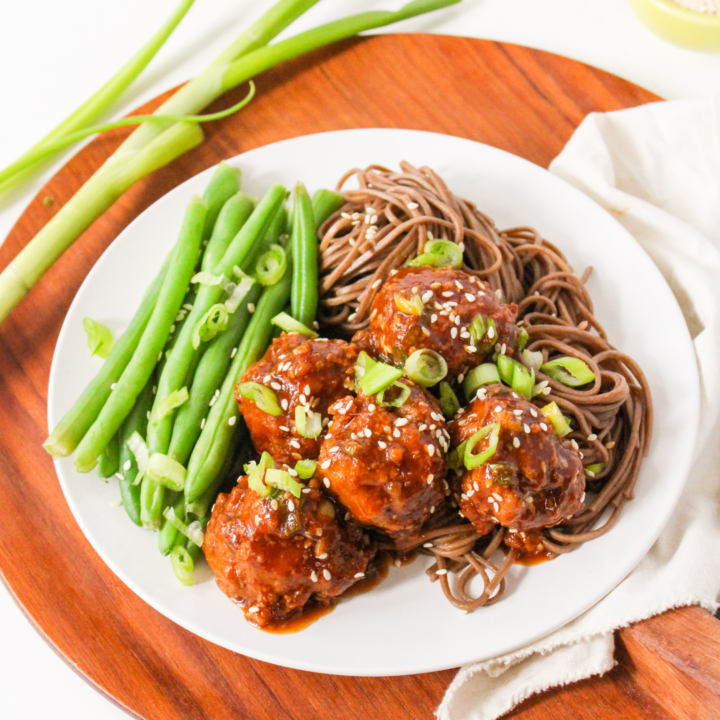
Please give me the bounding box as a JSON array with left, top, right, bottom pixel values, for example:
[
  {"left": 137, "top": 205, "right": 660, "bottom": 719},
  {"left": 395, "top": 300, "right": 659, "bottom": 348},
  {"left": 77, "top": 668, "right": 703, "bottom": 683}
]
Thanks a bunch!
[{"left": 438, "top": 97, "right": 720, "bottom": 720}]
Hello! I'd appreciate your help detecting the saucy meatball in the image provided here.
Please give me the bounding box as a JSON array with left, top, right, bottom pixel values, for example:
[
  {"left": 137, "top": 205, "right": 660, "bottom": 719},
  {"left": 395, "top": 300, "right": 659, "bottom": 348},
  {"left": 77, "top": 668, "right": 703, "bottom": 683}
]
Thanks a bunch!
[
  {"left": 204, "top": 476, "right": 373, "bottom": 628},
  {"left": 316, "top": 382, "right": 447, "bottom": 538},
  {"left": 354, "top": 266, "right": 518, "bottom": 382},
  {"left": 449, "top": 384, "right": 584, "bottom": 536},
  {"left": 236, "top": 332, "right": 358, "bottom": 466}
]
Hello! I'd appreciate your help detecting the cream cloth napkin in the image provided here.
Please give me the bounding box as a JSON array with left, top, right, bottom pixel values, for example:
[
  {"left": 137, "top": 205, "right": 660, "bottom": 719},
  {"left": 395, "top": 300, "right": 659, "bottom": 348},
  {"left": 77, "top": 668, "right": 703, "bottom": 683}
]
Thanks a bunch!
[{"left": 438, "top": 97, "right": 720, "bottom": 720}]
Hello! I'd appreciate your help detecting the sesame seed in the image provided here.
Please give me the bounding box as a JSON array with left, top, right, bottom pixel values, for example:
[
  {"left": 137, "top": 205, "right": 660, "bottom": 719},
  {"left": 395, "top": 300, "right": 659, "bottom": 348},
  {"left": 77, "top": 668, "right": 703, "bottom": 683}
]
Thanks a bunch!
[
  {"left": 228, "top": 416, "right": 236, "bottom": 426},
  {"left": 110, "top": 383, "right": 117, "bottom": 390},
  {"left": 422, "top": 291, "right": 433, "bottom": 303},
  {"left": 495, "top": 289, "right": 502, "bottom": 299},
  {"left": 364, "top": 428, "right": 372, "bottom": 438},
  {"left": 427, "top": 444, "right": 436, "bottom": 456},
  {"left": 487, "top": 326, "right": 495, "bottom": 339},
  {"left": 513, "top": 437, "right": 520, "bottom": 448},
  {"left": 423, "top": 542, "right": 433, "bottom": 548},
  {"left": 323, "top": 476, "right": 331, "bottom": 485},
  {"left": 513, "top": 409, "right": 523, "bottom": 416},
  {"left": 299, "top": 393, "right": 307, "bottom": 404},
  {"left": 427, "top": 473, "right": 434, "bottom": 484},
  {"left": 451, "top": 328, "right": 458, "bottom": 339},
  {"left": 395, "top": 418, "right": 408, "bottom": 427},
  {"left": 407, "top": 202, "right": 418, "bottom": 209},
  {"left": 288, "top": 468, "right": 298, "bottom": 477},
  {"left": 123, "top": 460, "right": 132, "bottom": 471},
  {"left": 530, "top": 409, "right": 538, "bottom": 417},
  {"left": 431, "top": 313, "right": 438, "bottom": 323},
  {"left": 393, "top": 429, "right": 401, "bottom": 438},
  {"left": 540, "top": 422, "right": 548, "bottom": 431},
  {"left": 571, "top": 440, "right": 580, "bottom": 450},
  {"left": 249, "top": 606, "right": 259, "bottom": 614},
  {"left": 323, "top": 569, "right": 332, "bottom": 580},
  {"left": 247, "top": 303, "right": 255, "bottom": 313},
  {"left": 280, "top": 426, "right": 290, "bottom": 432},
  {"left": 368, "top": 404, "right": 376, "bottom": 412},
  {"left": 354, "top": 572, "right": 366, "bottom": 579},
  {"left": 581, "top": 493, "right": 586, "bottom": 502},
  {"left": 466, "top": 346, "right": 477, "bottom": 353},
  {"left": 304, "top": 384, "right": 311, "bottom": 395},
  {"left": 281, "top": 399, "right": 289, "bottom": 411},
  {"left": 495, "top": 405, "right": 503, "bottom": 412},
  {"left": 271, "top": 499, "right": 279, "bottom": 510},
  {"left": 200, "top": 418, "right": 205, "bottom": 429},
  {"left": 329, "top": 445, "right": 339, "bottom": 453},
  {"left": 588, "top": 433, "right": 597, "bottom": 441},
  {"left": 311, "top": 571, "right": 318, "bottom": 582},
  {"left": 317, "top": 552, "right": 328, "bottom": 560},
  {"left": 378, "top": 440, "right": 387, "bottom": 449},
  {"left": 467, "top": 489, "right": 475, "bottom": 497},
  {"left": 493, "top": 502, "right": 500, "bottom": 512},
  {"left": 524, "top": 423, "right": 531, "bottom": 433},
  {"left": 442, "top": 291, "right": 454, "bottom": 298},
  {"left": 288, "top": 499, "right": 295, "bottom": 512},
  {"left": 418, "top": 423, "right": 428, "bottom": 431},
  {"left": 492, "top": 493, "right": 503, "bottom": 502},
  {"left": 465, "top": 293, "right": 475, "bottom": 302},
  {"left": 436, "top": 569, "right": 448, "bottom": 576},
  {"left": 290, "top": 439, "right": 301, "bottom": 449}
]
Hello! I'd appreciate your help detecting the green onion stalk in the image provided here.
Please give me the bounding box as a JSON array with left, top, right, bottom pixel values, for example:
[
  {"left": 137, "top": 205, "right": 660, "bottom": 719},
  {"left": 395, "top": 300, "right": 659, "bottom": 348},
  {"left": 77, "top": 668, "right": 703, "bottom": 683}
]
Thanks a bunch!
[
  {"left": 0, "top": 0, "right": 196, "bottom": 195},
  {"left": 0, "top": 0, "right": 460, "bottom": 326}
]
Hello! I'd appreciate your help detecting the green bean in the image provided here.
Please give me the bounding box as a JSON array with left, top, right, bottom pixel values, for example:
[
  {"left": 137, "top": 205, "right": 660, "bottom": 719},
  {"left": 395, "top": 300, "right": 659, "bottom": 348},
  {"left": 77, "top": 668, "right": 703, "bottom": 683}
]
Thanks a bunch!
[
  {"left": 158, "top": 491, "right": 184, "bottom": 556},
  {"left": 244, "top": 203, "right": 287, "bottom": 275},
  {"left": 184, "top": 265, "right": 292, "bottom": 504},
  {"left": 116, "top": 376, "right": 155, "bottom": 526},
  {"left": 200, "top": 162, "right": 242, "bottom": 242},
  {"left": 73, "top": 195, "right": 207, "bottom": 474},
  {"left": 290, "top": 182, "right": 317, "bottom": 327},
  {"left": 97, "top": 433, "right": 120, "bottom": 478},
  {"left": 146, "top": 184, "right": 285, "bottom": 458},
  {"left": 43, "top": 256, "right": 169, "bottom": 459},
  {"left": 186, "top": 424, "right": 248, "bottom": 518},
  {"left": 201, "top": 192, "right": 255, "bottom": 272},
  {"left": 311, "top": 188, "right": 343, "bottom": 230},
  {"left": 168, "top": 285, "right": 262, "bottom": 465}
]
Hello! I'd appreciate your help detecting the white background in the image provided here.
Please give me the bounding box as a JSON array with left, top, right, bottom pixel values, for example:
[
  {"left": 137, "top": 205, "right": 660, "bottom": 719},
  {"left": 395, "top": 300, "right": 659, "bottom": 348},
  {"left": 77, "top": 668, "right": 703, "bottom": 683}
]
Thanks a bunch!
[{"left": 0, "top": 0, "right": 718, "bottom": 717}]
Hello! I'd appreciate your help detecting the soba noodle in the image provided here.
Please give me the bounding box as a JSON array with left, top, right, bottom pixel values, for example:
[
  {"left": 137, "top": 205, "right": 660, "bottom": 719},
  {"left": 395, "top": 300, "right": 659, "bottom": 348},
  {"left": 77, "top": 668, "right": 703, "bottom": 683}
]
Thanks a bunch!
[{"left": 317, "top": 162, "right": 653, "bottom": 612}]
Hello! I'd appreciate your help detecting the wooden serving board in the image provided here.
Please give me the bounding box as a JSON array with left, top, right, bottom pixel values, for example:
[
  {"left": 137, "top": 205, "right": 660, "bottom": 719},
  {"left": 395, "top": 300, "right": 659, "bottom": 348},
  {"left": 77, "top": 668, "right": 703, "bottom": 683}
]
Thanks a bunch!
[{"left": 1, "top": 34, "right": 719, "bottom": 720}]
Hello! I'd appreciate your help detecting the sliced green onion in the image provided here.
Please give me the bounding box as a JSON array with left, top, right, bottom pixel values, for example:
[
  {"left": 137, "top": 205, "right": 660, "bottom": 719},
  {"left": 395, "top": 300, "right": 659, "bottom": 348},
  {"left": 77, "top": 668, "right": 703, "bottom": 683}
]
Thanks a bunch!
[
  {"left": 170, "top": 545, "right": 194, "bottom": 586},
  {"left": 360, "top": 360, "right": 404, "bottom": 396},
  {"left": 511, "top": 363, "right": 535, "bottom": 400},
  {"left": 157, "top": 386, "right": 189, "bottom": 420},
  {"left": 447, "top": 438, "right": 469, "bottom": 471},
  {"left": 516, "top": 327, "right": 529, "bottom": 351},
  {"left": 522, "top": 348, "right": 544, "bottom": 373},
  {"left": 82, "top": 317, "right": 114, "bottom": 359},
  {"left": 265, "top": 468, "right": 302, "bottom": 499},
  {"left": 377, "top": 380, "right": 411, "bottom": 408},
  {"left": 295, "top": 459, "right": 316, "bottom": 480},
  {"left": 393, "top": 292, "right": 424, "bottom": 316},
  {"left": 248, "top": 451, "right": 274, "bottom": 497},
  {"left": 408, "top": 239, "right": 463, "bottom": 269},
  {"left": 464, "top": 423, "right": 500, "bottom": 470},
  {"left": 271, "top": 311, "right": 318, "bottom": 338},
  {"left": 585, "top": 462, "right": 606, "bottom": 477},
  {"left": 163, "top": 506, "right": 204, "bottom": 547},
  {"left": 224, "top": 275, "right": 255, "bottom": 313},
  {"left": 256, "top": 243, "right": 287, "bottom": 286},
  {"left": 469, "top": 315, "right": 485, "bottom": 345},
  {"left": 147, "top": 452, "right": 186, "bottom": 491},
  {"left": 354, "top": 351, "right": 377, "bottom": 392},
  {"left": 295, "top": 405, "right": 322, "bottom": 439},
  {"left": 127, "top": 431, "right": 149, "bottom": 479},
  {"left": 236, "top": 381, "right": 283, "bottom": 416},
  {"left": 497, "top": 354, "right": 516, "bottom": 385},
  {"left": 404, "top": 349, "right": 447, "bottom": 387},
  {"left": 541, "top": 356, "right": 596, "bottom": 387},
  {"left": 463, "top": 363, "right": 500, "bottom": 399},
  {"left": 191, "top": 303, "right": 229, "bottom": 349},
  {"left": 191, "top": 271, "right": 226, "bottom": 286},
  {"left": 541, "top": 402, "right": 571, "bottom": 437},
  {"left": 439, "top": 382, "right": 460, "bottom": 419}
]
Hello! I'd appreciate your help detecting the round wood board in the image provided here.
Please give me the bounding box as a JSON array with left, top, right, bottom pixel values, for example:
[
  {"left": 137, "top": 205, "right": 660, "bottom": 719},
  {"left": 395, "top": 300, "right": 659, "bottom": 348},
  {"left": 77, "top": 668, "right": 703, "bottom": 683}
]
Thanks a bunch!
[{"left": 0, "top": 35, "right": 660, "bottom": 720}]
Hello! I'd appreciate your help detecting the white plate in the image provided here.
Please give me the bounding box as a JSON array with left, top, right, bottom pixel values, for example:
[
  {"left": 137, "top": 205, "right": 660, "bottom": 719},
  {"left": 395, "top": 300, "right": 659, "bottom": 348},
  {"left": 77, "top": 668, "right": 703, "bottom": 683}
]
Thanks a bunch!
[{"left": 48, "top": 129, "right": 699, "bottom": 676}]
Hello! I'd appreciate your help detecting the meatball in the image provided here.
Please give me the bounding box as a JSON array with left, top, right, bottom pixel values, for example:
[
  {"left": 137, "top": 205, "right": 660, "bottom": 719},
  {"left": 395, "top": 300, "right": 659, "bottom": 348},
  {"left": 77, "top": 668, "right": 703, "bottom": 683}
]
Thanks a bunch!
[
  {"left": 354, "top": 266, "right": 518, "bottom": 382},
  {"left": 316, "top": 382, "right": 447, "bottom": 538},
  {"left": 204, "top": 476, "right": 373, "bottom": 628},
  {"left": 236, "top": 332, "right": 358, "bottom": 466},
  {"left": 449, "top": 384, "right": 584, "bottom": 535}
]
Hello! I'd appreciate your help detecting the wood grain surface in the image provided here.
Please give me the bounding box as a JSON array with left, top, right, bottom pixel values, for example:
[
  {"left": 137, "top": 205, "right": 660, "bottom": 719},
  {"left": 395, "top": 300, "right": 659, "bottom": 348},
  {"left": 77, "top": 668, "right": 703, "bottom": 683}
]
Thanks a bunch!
[{"left": 1, "top": 33, "right": 715, "bottom": 720}]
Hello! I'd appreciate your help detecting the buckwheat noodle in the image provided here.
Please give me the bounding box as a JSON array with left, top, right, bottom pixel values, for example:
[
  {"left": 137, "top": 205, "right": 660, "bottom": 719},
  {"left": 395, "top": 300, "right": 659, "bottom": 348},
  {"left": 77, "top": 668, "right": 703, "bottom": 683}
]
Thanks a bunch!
[{"left": 317, "top": 162, "right": 653, "bottom": 612}]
